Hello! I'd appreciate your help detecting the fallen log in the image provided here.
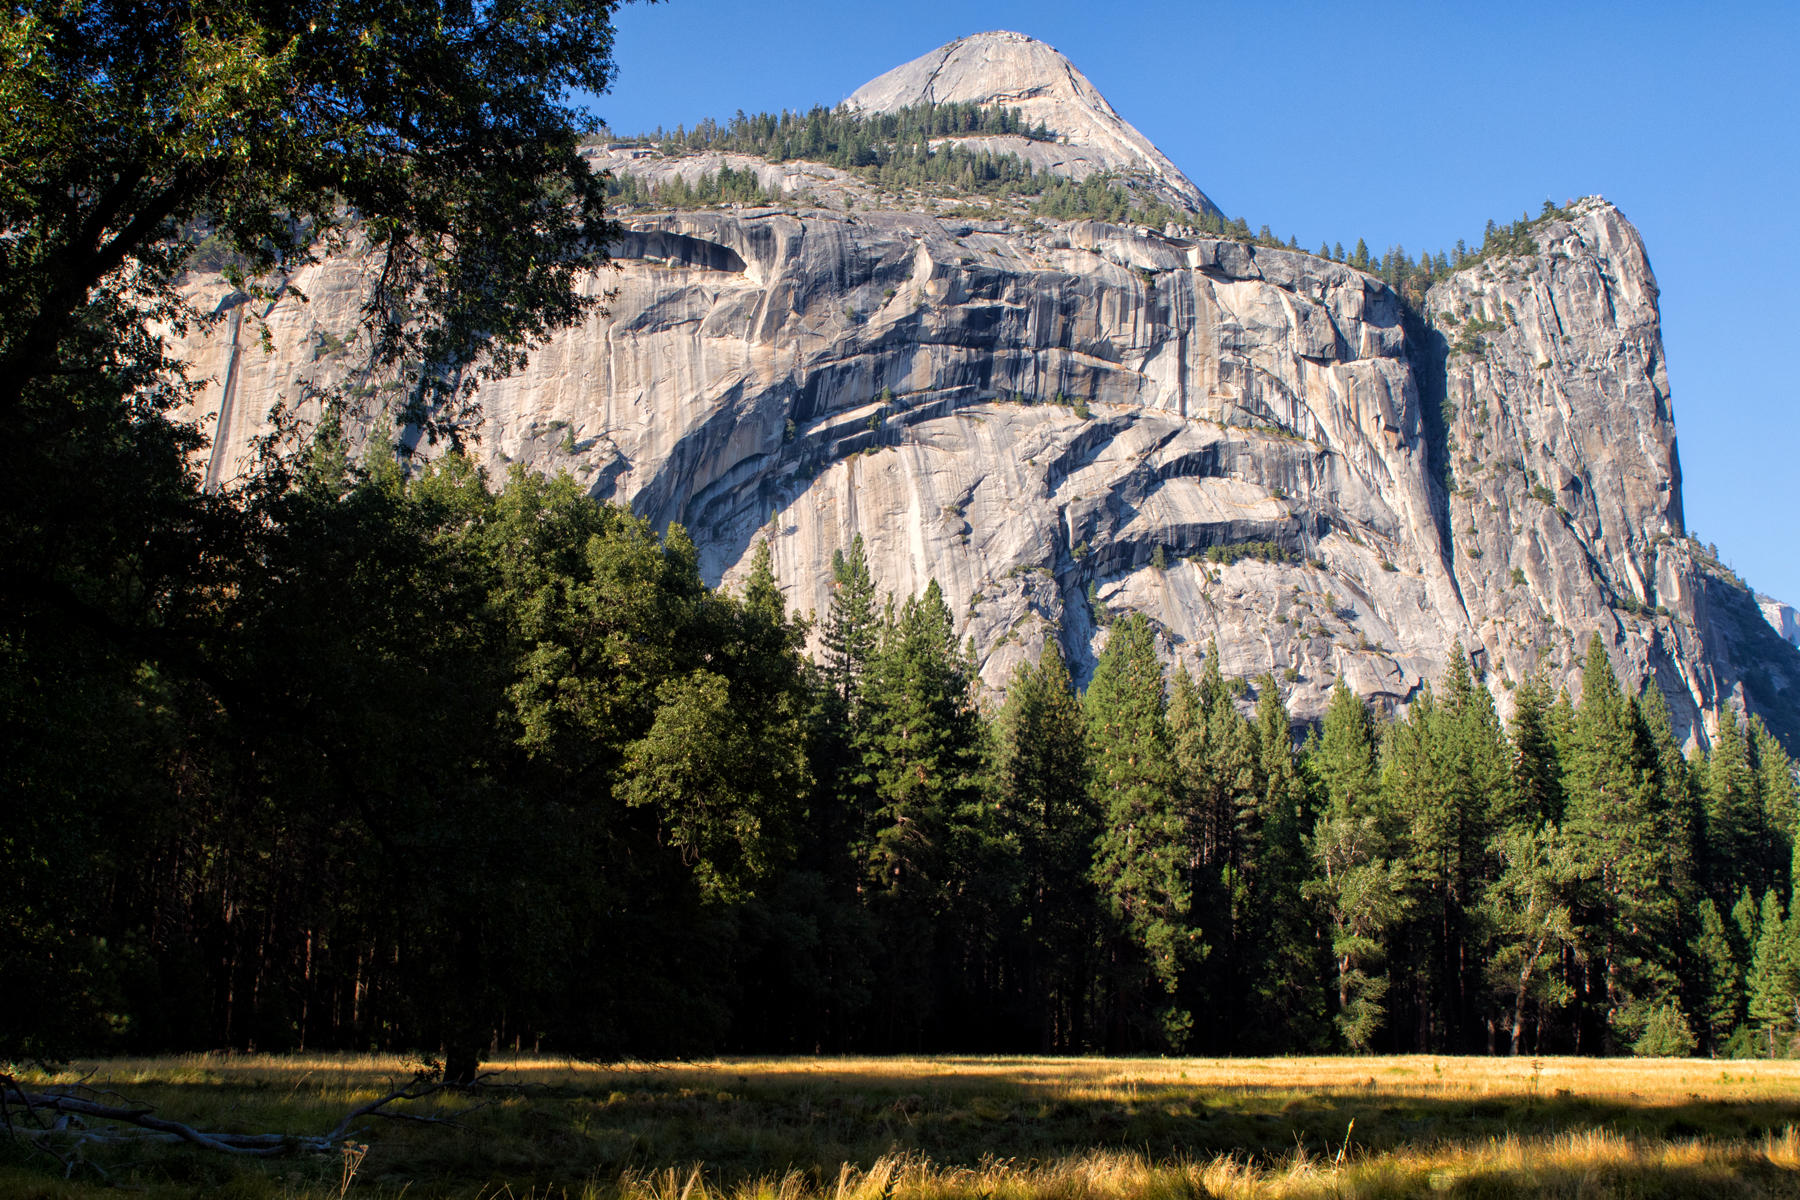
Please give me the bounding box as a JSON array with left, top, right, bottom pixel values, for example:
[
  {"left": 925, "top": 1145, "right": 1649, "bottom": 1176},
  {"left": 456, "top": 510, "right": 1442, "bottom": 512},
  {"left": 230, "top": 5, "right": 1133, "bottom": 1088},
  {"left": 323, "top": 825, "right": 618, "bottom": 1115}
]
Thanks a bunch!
[{"left": 1, "top": 1068, "right": 479, "bottom": 1176}]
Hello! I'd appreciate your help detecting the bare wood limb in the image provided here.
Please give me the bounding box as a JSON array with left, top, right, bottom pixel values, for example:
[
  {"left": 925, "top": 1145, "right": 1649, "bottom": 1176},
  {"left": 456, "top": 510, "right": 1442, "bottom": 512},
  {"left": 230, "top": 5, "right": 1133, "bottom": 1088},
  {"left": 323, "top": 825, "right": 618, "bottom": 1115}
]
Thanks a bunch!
[{"left": 1, "top": 1069, "right": 468, "bottom": 1167}]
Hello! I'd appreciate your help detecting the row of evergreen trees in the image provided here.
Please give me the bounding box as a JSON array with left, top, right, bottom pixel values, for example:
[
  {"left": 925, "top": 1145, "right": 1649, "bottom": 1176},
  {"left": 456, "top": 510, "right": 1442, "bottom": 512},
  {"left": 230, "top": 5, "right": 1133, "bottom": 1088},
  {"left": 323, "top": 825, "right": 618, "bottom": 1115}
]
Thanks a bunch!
[
  {"left": 605, "top": 165, "right": 778, "bottom": 210},
  {"left": 604, "top": 99, "right": 1576, "bottom": 316},
  {"left": 607, "top": 101, "right": 1192, "bottom": 226},
  {"left": 17, "top": 445, "right": 1794, "bottom": 1064},
  {"left": 634, "top": 102, "right": 1056, "bottom": 162},
  {"left": 744, "top": 535, "right": 1800, "bottom": 1057}
]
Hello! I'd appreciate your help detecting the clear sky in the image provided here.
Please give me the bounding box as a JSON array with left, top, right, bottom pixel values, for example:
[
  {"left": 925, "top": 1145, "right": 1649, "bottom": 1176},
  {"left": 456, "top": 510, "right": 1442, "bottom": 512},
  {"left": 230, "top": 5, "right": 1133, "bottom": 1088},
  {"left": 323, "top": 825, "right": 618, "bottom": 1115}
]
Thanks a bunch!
[{"left": 589, "top": 0, "right": 1800, "bottom": 604}]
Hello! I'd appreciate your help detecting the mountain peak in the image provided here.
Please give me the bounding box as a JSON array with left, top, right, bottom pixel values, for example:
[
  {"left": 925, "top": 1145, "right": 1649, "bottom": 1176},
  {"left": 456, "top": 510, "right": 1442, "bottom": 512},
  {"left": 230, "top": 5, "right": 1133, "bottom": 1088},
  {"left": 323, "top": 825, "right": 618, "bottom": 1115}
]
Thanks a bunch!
[{"left": 846, "top": 31, "right": 1214, "bottom": 214}]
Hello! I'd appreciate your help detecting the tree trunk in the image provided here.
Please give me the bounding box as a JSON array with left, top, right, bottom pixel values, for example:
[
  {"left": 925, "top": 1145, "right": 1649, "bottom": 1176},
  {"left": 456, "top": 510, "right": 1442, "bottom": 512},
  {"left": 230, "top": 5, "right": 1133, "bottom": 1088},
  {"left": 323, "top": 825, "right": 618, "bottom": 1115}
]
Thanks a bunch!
[{"left": 443, "top": 1043, "right": 481, "bottom": 1087}]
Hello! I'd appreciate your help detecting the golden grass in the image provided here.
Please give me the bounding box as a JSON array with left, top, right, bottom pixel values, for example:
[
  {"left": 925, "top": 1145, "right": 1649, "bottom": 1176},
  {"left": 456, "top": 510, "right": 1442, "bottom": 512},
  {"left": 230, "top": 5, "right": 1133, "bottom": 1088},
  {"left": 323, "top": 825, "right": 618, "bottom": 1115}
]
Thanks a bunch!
[
  {"left": 61, "top": 1050, "right": 1800, "bottom": 1103},
  {"left": 608, "top": 1134, "right": 1800, "bottom": 1200},
  {"left": 8, "top": 1054, "right": 1800, "bottom": 1198}
]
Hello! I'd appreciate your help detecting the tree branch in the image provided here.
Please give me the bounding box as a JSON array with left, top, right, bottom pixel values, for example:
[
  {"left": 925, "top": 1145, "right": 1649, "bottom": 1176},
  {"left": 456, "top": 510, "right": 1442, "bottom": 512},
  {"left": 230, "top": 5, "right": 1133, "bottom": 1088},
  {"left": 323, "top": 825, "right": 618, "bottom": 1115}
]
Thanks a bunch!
[{"left": 0, "top": 1070, "right": 466, "bottom": 1165}]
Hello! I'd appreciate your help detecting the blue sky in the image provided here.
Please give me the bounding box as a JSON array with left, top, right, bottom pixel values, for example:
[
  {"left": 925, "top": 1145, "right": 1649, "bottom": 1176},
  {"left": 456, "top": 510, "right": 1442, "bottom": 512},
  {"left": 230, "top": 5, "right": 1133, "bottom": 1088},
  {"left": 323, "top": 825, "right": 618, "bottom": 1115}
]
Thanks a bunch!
[{"left": 591, "top": 0, "right": 1800, "bottom": 604}]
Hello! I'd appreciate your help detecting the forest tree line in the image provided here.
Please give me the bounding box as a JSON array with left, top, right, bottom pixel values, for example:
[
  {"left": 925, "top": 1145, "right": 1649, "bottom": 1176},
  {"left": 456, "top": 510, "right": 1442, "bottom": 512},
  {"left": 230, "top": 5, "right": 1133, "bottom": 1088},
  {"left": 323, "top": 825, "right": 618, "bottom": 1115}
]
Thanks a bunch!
[
  {"left": 12, "top": 451, "right": 1798, "bottom": 1069},
  {"left": 601, "top": 99, "right": 1577, "bottom": 315}
]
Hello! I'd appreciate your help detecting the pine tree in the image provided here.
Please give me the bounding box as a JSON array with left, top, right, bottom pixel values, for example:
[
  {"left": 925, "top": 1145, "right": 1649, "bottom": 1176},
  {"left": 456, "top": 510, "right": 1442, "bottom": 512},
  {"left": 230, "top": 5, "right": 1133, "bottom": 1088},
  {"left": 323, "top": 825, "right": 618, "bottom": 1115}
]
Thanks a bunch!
[
  {"left": 1385, "top": 647, "right": 1510, "bottom": 1051},
  {"left": 1382, "top": 684, "right": 1448, "bottom": 1048},
  {"left": 1085, "top": 614, "right": 1197, "bottom": 1049},
  {"left": 822, "top": 534, "right": 878, "bottom": 705},
  {"left": 1315, "top": 680, "right": 1382, "bottom": 816},
  {"left": 1509, "top": 670, "right": 1564, "bottom": 825},
  {"left": 1702, "top": 705, "right": 1765, "bottom": 902},
  {"left": 1693, "top": 897, "right": 1743, "bottom": 1055},
  {"left": 1751, "top": 717, "right": 1797, "bottom": 895},
  {"left": 1166, "top": 663, "right": 1211, "bottom": 905},
  {"left": 1304, "top": 682, "right": 1408, "bottom": 1050},
  {"left": 742, "top": 537, "right": 786, "bottom": 625},
  {"left": 1435, "top": 650, "right": 1511, "bottom": 914},
  {"left": 856, "top": 580, "right": 989, "bottom": 1047},
  {"left": 1167, "top": 664, "right": 1207, "bottom": 810},
  {"left": 1638, "top": 685, "right": 1700, "bottom": 905},
  {"left": 1175, "top": 648, "right": 1261, "bottom": 1048},
  {"left": 1484, "top": 822, "right": 1583, "bottom": 1054},
  {"left": 1244, "top": 676, "right": 1327, "bottom": 1050},
  {"left": 1746, "top": 889, "right": 1798, "bottom": 1055},
  {"left": 1564, "top": 634, "right": 1685, "bottom": 1052},
  {"left": 1731, "top": 887, "right": 1761, "bottom": 964},
  {"left": 1189, "top": 648, "right": 1254, "bottom": 870},
  {"left": 996, "top": 643, "right": 1097, "bottom": 1050}
]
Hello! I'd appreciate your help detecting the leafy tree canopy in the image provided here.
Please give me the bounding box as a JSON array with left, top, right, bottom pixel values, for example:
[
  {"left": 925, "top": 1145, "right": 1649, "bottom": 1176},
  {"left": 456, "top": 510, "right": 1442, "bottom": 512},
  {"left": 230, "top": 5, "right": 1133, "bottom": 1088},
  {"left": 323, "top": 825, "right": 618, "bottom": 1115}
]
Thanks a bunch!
[{"left": 2, "top": 0, "right": 639, "bottom": 436}]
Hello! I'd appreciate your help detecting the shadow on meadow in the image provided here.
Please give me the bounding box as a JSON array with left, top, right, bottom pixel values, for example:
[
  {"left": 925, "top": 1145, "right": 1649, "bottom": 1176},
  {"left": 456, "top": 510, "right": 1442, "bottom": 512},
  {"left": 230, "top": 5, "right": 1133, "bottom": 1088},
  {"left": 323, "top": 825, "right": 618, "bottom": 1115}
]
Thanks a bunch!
[{"left": 5, "top": 1058, "right": 1800, "bottom": 1197}]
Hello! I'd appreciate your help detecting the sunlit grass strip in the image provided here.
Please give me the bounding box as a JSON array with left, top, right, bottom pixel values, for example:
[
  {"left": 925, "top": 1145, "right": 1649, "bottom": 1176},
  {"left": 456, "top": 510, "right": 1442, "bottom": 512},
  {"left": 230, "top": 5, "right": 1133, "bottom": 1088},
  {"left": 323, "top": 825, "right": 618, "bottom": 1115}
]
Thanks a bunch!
[
  {"left": 594, "top": 1132, "right": 1800, "bottom": 1200},
  {"left": 43, "top": 1053, "right": 1800, "bottom": 1105}
]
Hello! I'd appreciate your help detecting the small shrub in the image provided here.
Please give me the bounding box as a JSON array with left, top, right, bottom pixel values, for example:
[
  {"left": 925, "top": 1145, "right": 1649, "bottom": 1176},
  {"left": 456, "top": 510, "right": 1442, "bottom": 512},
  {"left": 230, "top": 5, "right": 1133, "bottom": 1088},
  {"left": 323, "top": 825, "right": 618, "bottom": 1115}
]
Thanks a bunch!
[{"left": 1631, "top": 1003, "right": 1698, "bottom": 1058}]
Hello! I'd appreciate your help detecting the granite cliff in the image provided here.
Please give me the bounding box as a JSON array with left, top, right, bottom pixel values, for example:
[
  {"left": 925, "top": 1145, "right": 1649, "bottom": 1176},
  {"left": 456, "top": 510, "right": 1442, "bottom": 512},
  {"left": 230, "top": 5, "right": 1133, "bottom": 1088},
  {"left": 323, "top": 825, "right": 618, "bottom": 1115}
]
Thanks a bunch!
[
  {"left": 171, "top": 32, "right": 1799, "bottom": 749},
  {"left": 845, "top": 29, "right": 1215, "bottom": 215}
]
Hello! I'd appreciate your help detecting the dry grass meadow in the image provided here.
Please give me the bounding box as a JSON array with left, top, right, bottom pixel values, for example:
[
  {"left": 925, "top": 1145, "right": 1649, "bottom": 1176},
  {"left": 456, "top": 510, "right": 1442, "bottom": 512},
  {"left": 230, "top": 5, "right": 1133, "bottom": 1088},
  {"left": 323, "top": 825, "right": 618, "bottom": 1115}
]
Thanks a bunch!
[{"left": 5, "top": 1053, "right": 1800, "bottom": 1197}]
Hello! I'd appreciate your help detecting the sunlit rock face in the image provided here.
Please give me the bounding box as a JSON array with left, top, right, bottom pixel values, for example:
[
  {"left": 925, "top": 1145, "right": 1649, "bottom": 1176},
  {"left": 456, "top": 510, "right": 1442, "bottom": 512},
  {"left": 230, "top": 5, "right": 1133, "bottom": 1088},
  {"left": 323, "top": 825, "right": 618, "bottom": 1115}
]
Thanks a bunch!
[
  {"left": 1762, "top": 597, "right": 1800, "bottom": 650},
  {"left": 845, "top": 30, "right": 1216, "bottom": 215},
  {"left": 170, "top": 39, "right": 1799, "bottom": 749}
]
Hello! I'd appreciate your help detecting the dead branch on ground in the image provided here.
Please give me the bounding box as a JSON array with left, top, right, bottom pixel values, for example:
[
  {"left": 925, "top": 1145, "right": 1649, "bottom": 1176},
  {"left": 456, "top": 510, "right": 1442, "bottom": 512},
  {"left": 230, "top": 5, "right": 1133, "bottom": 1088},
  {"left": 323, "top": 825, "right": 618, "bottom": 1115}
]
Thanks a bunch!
[{"left": 0, "top": 1067, "right": 480, "bottom": 1177}]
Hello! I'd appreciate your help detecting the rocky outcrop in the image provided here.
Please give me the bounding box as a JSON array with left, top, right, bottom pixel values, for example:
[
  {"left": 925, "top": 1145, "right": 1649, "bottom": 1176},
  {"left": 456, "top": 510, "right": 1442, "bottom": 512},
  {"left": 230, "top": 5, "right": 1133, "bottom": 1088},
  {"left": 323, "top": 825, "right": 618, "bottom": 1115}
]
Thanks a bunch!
[
  {"left": 1761, "top": 596, "right": 1800, "bottom": 649},
  {"left": 166, "top": 46, "right": 1799, "bottom": 751},
  {"left": 1416, "top": 201, "right": 1800, "bottom": 746},
  {"left": 847, "top": 31, "right": 1215, "bottom": 215}
]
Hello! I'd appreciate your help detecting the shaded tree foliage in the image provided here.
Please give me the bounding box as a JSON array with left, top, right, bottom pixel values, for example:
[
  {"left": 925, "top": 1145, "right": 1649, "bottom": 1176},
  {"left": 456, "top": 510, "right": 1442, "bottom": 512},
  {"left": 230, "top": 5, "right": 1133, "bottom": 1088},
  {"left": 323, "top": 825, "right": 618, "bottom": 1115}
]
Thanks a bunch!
[{"left": 1, "top": 0, "right": 649, "bottom": 1067}]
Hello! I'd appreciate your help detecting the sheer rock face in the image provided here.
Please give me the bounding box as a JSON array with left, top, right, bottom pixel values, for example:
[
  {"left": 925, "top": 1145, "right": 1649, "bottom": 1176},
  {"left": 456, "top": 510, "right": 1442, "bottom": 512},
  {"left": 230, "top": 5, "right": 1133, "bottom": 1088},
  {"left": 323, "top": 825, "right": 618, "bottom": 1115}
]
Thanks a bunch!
[
  {"left": 846, "top": 31, "right": 1216, "bottom": 215},
  {"left": 168, "top": 35, "right": 1799, "bottom": 748},
  {"left": 1418, "top": 200, "right": 1798, "bottom": 746},
  {"left": 172, "top": 196, "right": 1798, "bottom": 748}
]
